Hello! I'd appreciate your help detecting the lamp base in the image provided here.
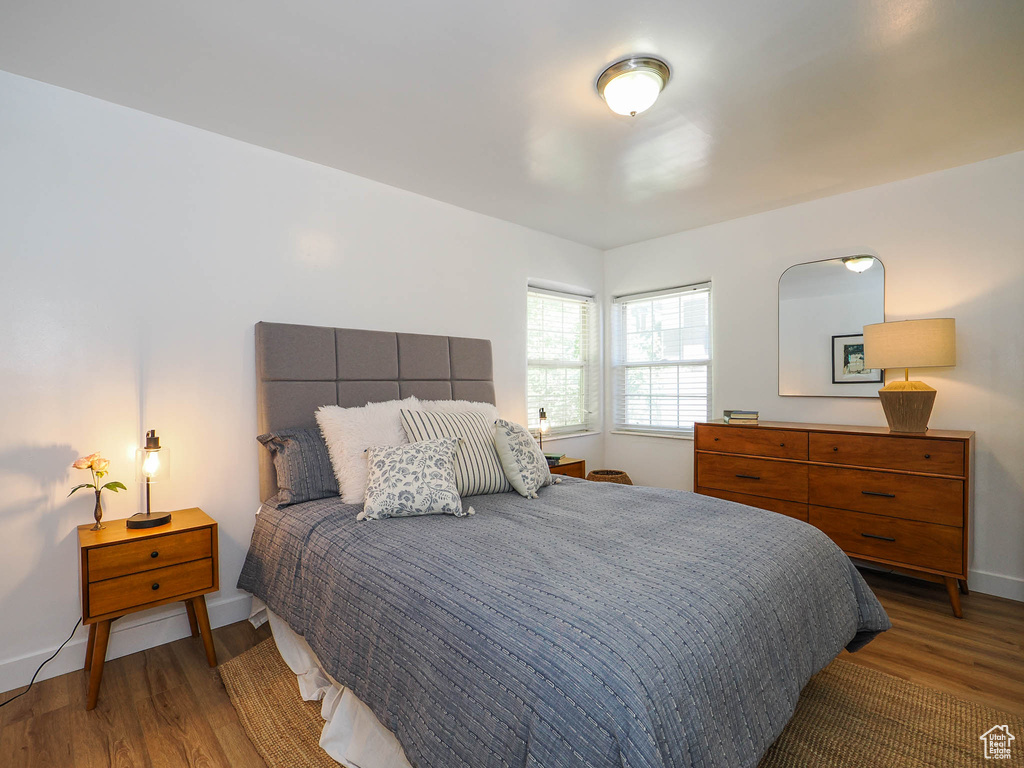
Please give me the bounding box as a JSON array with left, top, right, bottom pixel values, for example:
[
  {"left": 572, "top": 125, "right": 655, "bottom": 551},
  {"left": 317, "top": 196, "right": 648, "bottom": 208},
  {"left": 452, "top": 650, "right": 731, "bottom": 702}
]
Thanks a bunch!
[
  {"left": 878, "top": 380, "right": 937, "bottom": 433},
  {"left": 126, "top": 510, "right": 173, "bottom": 529}
]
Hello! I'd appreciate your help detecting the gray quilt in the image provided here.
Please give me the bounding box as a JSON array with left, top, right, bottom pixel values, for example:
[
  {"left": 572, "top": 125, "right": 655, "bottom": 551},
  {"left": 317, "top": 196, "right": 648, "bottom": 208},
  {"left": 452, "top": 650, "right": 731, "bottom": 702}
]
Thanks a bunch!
[{"left": 237, "top": 478, "right": 890, "bottom": 768}]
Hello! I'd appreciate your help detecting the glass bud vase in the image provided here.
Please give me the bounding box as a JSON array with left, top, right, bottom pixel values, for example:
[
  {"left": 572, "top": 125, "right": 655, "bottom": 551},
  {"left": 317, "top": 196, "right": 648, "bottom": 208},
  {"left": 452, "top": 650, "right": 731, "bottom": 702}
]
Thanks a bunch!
[{"left": 92, "top": 489, "right": 105, "bottom": 531}]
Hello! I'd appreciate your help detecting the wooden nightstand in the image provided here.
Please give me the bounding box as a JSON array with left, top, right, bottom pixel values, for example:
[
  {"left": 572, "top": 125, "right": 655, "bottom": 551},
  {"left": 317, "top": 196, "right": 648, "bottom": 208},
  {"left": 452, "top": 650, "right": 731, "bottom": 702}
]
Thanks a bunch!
[
  {"left": 549, "top": 457, "right": 586, "bottom": 479},
  {"left": 77, "top": 507, "right": 219, "bottom": 710}
]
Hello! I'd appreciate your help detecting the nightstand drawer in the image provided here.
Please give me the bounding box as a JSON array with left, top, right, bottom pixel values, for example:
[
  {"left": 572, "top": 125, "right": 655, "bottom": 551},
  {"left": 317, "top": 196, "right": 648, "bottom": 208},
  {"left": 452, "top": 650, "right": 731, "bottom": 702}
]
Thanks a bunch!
[
  {"left": 696, "top": 454, "right": 808, "bottom": 503},
  {"left": 809, "top": 506, "right": 962, "bottom": 574},
  {"left": 808, "top": 465, "right": 963, "bottom": 526},
  {"left": 88, "top": 558, "right": 214, "bottom": 618},
  {"left": 88, "top": 528, "right": 212, "bottom": 582}
]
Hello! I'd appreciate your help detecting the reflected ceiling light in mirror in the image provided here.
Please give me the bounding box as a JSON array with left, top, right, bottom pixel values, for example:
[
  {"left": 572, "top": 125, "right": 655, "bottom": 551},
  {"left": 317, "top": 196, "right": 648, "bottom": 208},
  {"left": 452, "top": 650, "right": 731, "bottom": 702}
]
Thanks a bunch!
[
  {"left": 843, "top": 255, "right": 876, "bottom": 273},
  {"left": 597, "top": 57, "right": 670, "bottom": 117}
]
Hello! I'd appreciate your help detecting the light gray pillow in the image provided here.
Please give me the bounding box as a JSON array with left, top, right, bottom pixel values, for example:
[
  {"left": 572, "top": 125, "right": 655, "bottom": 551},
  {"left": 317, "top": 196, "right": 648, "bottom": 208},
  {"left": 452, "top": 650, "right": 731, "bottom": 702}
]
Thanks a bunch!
[
  {"left": 400, "top": 410, "right": 512, "bottom": 497},
  {"left": 493, "top": 418, "right": 553, "bottom": 498},
  {"left": 360, "top": 437, "right": 469, "bottom": 521}
]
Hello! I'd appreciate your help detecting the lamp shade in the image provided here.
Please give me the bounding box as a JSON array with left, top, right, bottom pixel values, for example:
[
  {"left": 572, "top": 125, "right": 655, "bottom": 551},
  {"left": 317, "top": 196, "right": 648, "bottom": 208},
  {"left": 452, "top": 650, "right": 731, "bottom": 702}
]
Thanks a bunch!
[{"left": 863, "top": 318, "right": 956, "bottom": 371}]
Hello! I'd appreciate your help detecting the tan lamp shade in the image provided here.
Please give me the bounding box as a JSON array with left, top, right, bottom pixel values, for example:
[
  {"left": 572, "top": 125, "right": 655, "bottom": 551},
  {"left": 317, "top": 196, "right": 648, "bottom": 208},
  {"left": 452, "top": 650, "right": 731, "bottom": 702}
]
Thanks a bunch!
[{"left": 863, "top": 318, "right": 956, "bottom": 371}]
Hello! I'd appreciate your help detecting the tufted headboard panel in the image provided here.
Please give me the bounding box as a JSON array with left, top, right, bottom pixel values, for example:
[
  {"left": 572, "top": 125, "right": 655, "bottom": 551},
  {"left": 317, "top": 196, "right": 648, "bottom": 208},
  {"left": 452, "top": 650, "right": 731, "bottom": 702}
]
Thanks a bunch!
[{"left": 255, "top": 321, "right": 495, "bottom": 502}]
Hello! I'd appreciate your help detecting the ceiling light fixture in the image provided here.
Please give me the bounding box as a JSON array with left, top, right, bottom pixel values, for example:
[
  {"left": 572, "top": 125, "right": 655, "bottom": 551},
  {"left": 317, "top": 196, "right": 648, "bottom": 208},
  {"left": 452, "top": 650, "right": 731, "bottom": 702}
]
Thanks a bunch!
[
  {"left": 843, "top": 255, "right": 876, "bottom": 273},
  {"left": 597, "top": 56, "right": 671, "bottom": 117}
]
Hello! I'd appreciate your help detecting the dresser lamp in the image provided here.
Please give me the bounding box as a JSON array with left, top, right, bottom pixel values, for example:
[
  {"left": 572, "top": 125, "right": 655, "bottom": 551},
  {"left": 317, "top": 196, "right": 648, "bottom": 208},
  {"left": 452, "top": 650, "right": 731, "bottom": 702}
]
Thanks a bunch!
[
  {"left": 127, "top": 429, "right": 172, "bottom": 529},
  {"left": 863, "top": 319, "right": 956, "bottom": 433}
]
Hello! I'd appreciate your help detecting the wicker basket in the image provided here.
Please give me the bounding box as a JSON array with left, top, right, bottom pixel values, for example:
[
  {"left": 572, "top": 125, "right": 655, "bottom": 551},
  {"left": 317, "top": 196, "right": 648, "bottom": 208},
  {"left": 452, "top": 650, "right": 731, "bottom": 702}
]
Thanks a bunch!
[{"left": 586, "top": 469, "right": 633, "bottom": 485}]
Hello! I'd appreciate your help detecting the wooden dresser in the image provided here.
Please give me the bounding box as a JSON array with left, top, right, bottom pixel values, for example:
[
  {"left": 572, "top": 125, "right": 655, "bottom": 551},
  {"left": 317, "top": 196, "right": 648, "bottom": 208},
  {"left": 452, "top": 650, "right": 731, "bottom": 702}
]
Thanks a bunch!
[{"left": 693, "top": 421, "right": 973, "bottom": 617}]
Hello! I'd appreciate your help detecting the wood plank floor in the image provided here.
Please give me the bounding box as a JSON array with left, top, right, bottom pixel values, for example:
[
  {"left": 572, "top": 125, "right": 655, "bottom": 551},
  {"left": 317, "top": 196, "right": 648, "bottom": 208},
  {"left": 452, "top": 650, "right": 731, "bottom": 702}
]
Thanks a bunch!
[{"left": 2, "top": 571, "right": 1022, "bottom": 768}]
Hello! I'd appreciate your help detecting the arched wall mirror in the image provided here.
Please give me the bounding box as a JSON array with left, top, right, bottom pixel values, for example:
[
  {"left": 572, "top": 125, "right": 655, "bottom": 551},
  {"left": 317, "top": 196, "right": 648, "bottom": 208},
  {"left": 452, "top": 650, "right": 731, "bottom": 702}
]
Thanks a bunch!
[{"left": 778, "top": 255, "right": 885, "bottom": 397}]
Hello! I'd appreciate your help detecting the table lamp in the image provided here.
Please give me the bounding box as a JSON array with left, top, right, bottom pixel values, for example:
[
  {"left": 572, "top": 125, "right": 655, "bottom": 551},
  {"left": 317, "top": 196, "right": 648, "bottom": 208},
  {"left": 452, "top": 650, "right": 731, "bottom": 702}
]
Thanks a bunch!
[
  {"left": 127, "top": 429, "right": 172, "bottom": 529},
  {"left": 863, "top": 319, "right": 956, "bottom": 433},
  {"left": 538, "top": 408, "right": 549, "bottom": 450}
]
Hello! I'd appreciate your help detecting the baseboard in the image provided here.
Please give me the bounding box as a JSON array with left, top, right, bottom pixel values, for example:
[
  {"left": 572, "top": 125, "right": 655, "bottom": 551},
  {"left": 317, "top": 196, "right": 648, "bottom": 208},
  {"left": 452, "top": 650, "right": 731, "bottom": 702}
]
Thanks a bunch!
[
  {"left": 968, "top": 569, "right": 1024, "bottom": 603},
  {"left": 0, "top": 592, "right": 252, "bottom": 696}
]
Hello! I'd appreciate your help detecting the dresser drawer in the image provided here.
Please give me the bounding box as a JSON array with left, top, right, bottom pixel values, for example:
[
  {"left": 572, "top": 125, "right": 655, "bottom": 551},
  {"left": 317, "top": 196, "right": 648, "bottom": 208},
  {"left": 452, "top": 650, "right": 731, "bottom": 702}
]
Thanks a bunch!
[
  {"left": 697, "top": 487, "right": 808, "bottom": 521},
  {"left": 696, "top": 454, "right": 807, "bottom": 503},
  {"left": 809, "top": 433, "right": 964, "bottom": 476},
  {"left": 809, "top": 506, "right": 962, "bottom": 574},
  {"left": 88, "top": 558, "right": 214, "bottom": 619},
  {"left": 88, "top": 528, "right": 212, "bottom": 582},
  {"left": 697, "top": 425, "right": 808, "bottom": 460},
  {"left": 808, "top": 465, "right": 963, "bottom": 526}
]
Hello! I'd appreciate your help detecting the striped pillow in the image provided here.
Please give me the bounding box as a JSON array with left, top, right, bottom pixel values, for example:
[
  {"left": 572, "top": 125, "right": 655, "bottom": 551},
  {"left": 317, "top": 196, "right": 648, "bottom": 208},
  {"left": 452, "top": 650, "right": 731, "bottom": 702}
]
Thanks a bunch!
[{"left": 400, "top": 410, "right": 512, "bottom": 497}]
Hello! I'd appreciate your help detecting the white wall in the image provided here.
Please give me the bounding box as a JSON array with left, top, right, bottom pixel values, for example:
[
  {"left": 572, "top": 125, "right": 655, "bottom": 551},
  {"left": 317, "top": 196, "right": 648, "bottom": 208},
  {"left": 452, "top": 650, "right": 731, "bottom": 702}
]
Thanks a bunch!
[
  {"left": 0, "top": 70, "right": 603, "bottom": 691},
  {"left": 603, "top": 151, "right": 1024, "bottom": 602}
]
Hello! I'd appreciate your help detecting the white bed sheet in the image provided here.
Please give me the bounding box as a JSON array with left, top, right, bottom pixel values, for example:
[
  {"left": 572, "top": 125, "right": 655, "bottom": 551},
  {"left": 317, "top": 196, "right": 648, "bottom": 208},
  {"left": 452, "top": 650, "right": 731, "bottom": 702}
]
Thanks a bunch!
[{"left": 249, "top": 597, "right": 411, "bottom": 768}]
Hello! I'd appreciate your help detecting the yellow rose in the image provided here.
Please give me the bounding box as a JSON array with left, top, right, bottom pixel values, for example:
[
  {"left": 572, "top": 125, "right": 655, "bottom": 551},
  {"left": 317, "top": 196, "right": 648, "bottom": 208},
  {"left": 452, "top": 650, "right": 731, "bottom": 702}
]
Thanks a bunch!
[
  {"left": 72, "top": 456, "right": 92, "bottom": 469},
  {"left": 91, "top": 457, "right": 111, "bottom": 472}
]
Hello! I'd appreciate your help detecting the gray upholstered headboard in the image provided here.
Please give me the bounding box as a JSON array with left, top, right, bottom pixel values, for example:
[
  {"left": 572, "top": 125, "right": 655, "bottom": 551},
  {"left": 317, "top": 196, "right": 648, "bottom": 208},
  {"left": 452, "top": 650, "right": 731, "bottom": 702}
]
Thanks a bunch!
[{"left": 255, "top": 321, "right": 496, "bottom": 501}]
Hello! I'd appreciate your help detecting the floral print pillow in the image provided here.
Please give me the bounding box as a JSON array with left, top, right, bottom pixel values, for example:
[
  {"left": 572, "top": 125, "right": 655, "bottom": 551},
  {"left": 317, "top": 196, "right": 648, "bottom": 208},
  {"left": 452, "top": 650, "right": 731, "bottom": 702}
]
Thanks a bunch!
[
  {"left": 493, "top": 419, "right": 553, "bottom": 498},
  {"left": 360, "top": 438, "right": 470, "bottom": 521}
]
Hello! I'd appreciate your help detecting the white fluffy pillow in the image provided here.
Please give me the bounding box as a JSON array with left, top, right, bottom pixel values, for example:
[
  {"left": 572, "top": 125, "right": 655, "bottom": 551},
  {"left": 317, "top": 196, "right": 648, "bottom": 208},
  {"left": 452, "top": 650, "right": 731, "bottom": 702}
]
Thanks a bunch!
[{"left": 316, "top": 397, "right": 420, "bottom": 504}]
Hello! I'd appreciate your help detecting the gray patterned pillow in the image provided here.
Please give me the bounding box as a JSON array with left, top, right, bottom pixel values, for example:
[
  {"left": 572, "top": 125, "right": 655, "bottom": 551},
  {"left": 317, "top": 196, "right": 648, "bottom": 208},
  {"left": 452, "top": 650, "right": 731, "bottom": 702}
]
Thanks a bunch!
[
  {"left": 257, "top": 428, "right": 339, "bottom": 506},
  {"left": 493, "top": 419, "right": 552, "bottom": 498},
  {"left": 360, "top": 437, "right": 470, "bottom": 521},
  {"left": 400, "top": 409, "right": 512, "bottom": 496}
]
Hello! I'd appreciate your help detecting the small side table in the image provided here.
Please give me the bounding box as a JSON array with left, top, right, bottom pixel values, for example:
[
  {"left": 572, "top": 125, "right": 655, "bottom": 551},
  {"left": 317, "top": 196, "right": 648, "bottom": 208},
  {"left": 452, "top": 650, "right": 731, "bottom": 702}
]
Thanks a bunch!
[
  {"left": 77, "top": 507, "right": 219, "bottom": 710},
  {"left": 549, "top": 457, "right": 586, "bottom": 479}
]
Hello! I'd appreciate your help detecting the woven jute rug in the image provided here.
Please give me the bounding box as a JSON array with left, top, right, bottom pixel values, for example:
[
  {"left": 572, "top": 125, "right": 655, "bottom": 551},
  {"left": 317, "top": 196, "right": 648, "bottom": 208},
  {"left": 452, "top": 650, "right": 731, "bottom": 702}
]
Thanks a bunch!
[{"left": 221, "top": 639, "right": 1022, "bottom": 768}]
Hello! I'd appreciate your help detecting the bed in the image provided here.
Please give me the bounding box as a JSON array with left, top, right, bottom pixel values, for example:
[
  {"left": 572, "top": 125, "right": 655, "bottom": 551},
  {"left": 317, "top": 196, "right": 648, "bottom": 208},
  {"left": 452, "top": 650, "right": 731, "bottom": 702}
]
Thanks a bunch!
[{"left": 238, "top": 321, "right": 891, "bottom": 768}]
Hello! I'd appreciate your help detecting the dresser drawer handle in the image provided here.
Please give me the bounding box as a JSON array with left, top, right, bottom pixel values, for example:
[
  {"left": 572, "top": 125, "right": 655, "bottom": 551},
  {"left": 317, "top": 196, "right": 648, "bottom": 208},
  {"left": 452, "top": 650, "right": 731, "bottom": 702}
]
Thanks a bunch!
[
  {"left": 735, "top": 474, "right": 761, "bottom": 480},
  {"left": 861, "top": 490, "right": 896, "bottom": 498},
  {"left": 833, "top": 446, "right": 838, "bottom": 451},
  {"left": 861, "top": 532, "right": 896, "bottom": 542},
  {"left": 152, "top": 583, "right": 160, "bottom": 591},
  {"left": 779, "top": 443, "right": 785, "bottom": 447},
  {"left": 714, "top": 437, "right": 720, "bottom": 441},
  {"left": 924, "top": 454, "right": 931, "bottom": 459},
  {"left": 151, "top": 551, "right": 159, "bottom": 558}
]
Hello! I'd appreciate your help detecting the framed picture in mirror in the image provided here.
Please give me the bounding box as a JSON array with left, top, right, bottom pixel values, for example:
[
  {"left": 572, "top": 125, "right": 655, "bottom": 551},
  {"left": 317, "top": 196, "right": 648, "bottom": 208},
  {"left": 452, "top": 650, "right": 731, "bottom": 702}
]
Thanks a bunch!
[{"left": 831, "top": 333, "right": 882, "bottom": 384}]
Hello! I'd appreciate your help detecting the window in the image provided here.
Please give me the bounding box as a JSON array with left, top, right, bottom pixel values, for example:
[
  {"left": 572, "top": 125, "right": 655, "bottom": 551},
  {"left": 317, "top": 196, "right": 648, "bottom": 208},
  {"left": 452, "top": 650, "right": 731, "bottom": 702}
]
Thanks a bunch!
[
  {"left": 612, "top": 283, "right": 711, "bottom": 436},
  {"left": 526, "top": 288, "right": 598, "bottom": 436}
]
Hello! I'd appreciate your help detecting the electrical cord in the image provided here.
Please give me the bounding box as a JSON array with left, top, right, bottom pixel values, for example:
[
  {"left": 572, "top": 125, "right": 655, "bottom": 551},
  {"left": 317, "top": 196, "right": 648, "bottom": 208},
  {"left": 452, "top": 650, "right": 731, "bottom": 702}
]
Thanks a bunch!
[{"left": 0, "top": 618, "right": 82, "bottom": 708}]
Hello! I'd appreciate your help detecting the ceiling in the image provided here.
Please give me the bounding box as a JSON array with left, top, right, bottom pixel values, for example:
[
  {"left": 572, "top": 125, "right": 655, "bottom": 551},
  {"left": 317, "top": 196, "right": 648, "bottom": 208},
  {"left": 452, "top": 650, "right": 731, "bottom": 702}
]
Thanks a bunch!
[{"left": 1, "top": 1, "right": 1022, "bottom": 249}]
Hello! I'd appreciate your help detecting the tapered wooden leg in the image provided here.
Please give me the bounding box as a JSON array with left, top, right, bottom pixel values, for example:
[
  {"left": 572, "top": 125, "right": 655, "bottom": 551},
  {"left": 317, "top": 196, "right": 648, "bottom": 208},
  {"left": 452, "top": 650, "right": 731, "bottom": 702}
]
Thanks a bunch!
[
  {"left": 86, "top": 620, "right": 111, "bottom": 710},
  {"left": 944, "top": 577, "right": 963, "bottom": 619},
  {"left": 191, "top": 596, "right": 217, "bottom": 667},
  {"left": 959, "top": 579, "right": 969, "bottom": 595},
  {"left": 185, "top": 600, "right": 200, "bottom": 637},
  {"left": 84, "top": 623, "right": 96, "bottom": 672}
]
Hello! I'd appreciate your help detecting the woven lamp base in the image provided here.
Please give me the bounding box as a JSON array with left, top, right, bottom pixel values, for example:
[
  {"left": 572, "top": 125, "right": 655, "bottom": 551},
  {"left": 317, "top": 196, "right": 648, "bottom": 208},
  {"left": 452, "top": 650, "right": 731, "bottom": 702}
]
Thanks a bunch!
[{"left": 878, "top": 381, "right": 937, "bottom": 433}]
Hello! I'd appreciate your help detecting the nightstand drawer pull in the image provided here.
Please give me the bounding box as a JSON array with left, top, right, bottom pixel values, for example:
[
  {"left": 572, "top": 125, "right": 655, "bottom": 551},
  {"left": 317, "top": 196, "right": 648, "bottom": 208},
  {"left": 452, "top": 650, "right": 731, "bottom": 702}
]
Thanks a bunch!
[
  {"left": 151, "top": 551, "right": 159, "bottom": 558},
  {"left": 735, "top": 473, "right": 761, "bottom": 480},
  {"left": 861, "top": 490, "right": 896, "bottom": 498},
  {"left": 152, "top": 582, "right": 160, "bottom": 590},
  {"left": 860, "top": 532, "right": 896, "bottom": 542}
]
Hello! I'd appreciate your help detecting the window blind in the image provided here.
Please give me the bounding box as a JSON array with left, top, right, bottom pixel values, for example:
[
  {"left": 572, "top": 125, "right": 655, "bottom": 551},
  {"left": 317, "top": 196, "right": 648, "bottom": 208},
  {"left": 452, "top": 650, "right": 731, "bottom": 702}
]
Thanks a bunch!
[
  {"left": 612, "top": 282, "right": 711, "bottom": 436},
  {"left": 527, "top": 287, "right": 598, "bottom": 435}
]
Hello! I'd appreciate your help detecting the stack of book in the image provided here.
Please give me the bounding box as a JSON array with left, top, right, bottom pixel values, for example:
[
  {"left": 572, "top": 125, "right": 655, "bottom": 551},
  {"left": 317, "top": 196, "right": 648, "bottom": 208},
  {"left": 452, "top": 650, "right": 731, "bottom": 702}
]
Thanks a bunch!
[
  {"left": 544, "top": 452, "right": 566, "bottom": 467},
  {"left": 723, "top": 410, "right": 759, "bottom": 424}
]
